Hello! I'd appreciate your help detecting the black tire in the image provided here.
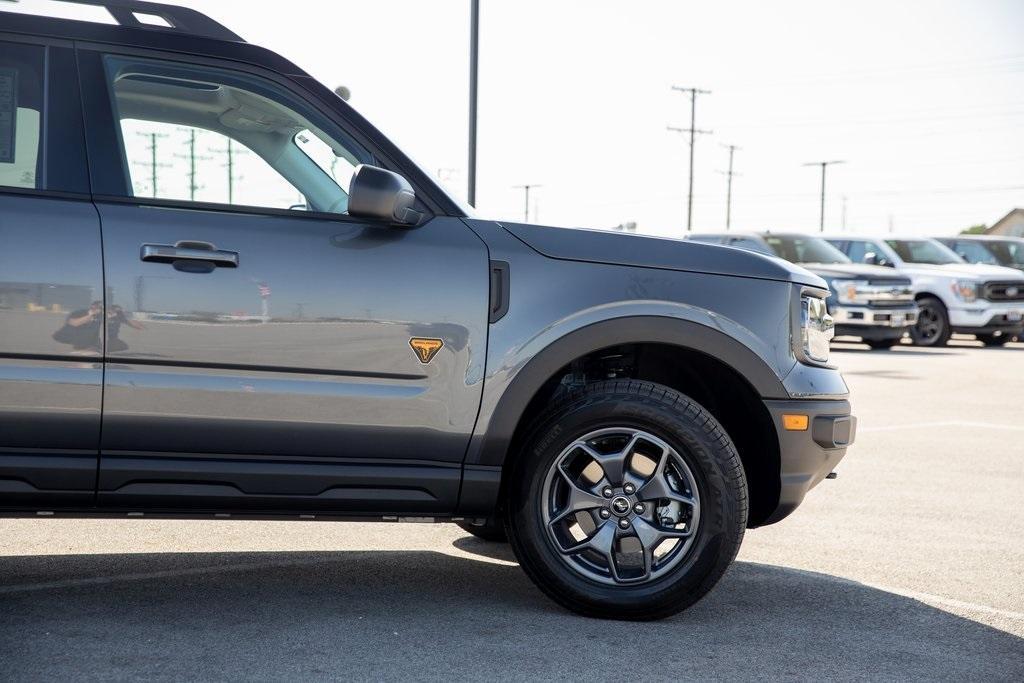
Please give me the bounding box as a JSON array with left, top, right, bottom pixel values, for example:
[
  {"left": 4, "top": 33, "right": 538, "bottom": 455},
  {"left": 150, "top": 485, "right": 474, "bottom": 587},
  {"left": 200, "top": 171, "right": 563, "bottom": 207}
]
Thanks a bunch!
[
  {"left": 910, "top": 296, "right": 951, "bottom": 347},
  {"left": 866, "top": 337, "right": 901, "bottom": 350},
  {"left": 456, "top": 518, "right": 508, "bottom": 542},
  {"left": 977, "top": 333, "right": 1009, "bottom": 347},
  {"left": 505, "top": 380, "right": 747, "bottom": 620}
]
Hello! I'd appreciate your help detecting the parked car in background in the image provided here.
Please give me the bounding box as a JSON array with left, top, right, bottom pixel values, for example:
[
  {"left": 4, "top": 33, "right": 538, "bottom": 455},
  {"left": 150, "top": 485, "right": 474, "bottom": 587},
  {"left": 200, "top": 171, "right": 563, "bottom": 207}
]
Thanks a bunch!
[
  {"left": 689, "top": 233, "right": 917, "bottom": 349},
  {"left": 825, "top": 236, "right": 1024, "bottom": 347},
  {"left": 936, "top": 235, "right": 1024, "bottom": 273}
]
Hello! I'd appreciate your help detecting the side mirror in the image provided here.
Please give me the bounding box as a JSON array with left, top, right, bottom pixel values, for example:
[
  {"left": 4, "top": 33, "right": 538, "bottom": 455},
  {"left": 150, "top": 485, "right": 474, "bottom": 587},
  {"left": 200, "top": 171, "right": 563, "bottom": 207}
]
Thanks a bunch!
[
  {"left": 348, "top": 164, "right": 423, "bottom": 226},
  {"left": 864, "top": 251, "right": 892, "bottom": 267}
]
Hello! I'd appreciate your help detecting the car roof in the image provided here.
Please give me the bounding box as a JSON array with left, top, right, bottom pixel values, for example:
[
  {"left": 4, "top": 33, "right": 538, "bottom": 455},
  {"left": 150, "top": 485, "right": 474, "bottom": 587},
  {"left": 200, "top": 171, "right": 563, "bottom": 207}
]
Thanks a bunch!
[{"left": 0, "top": 1, "right": 306, "bottom": 77}]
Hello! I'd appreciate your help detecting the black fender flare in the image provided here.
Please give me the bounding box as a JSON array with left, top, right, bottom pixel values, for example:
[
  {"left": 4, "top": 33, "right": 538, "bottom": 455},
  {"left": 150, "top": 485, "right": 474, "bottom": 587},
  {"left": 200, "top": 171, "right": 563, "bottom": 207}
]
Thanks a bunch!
[{"left": 468, "top": 315, "right": 787, "bottom": 468}]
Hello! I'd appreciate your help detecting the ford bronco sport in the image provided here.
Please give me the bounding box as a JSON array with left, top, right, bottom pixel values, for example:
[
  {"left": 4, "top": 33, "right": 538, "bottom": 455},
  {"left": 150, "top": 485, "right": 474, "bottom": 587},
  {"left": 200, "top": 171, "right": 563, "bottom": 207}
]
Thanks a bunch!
[{"left": 0, "top": 0, "right": 855, "bottom": 620}]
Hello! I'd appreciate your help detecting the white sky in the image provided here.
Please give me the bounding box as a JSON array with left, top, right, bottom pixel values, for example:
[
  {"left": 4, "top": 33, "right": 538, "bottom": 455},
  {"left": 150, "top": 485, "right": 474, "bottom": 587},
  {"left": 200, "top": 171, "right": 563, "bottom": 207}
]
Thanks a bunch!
[{"left": 11, "top": 0, "right": 1024, "bottom": 237}]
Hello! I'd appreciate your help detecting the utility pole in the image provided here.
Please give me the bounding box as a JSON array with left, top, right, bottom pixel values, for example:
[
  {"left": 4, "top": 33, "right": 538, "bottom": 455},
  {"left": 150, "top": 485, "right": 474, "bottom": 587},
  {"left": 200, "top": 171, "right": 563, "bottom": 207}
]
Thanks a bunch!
[
  {"left": 513, "top": 184, "right": 541, "bottom": 222},
  {"left": 175, "top": 128, "right": 211, "bottom": 201},
  {"left": 717, "top": 144, "right": 740, "bottom": 230},
  {"left": 668, "top": 86, "right": 712, "bottom": 232},
  {"left": 133, "top": 131, "right": 170, "bottom": 198},
  {"left": 841, "top": 195, "right": 848, "bottom": 231},
  {"left": 802, "top": 160, "right": 845, "bottom": 232},
  {"left": 467, "top": 0, "right": 480, "bottom": 207},
  {"left": 211, "top": 139, "right": 248, "bottom": 205}
]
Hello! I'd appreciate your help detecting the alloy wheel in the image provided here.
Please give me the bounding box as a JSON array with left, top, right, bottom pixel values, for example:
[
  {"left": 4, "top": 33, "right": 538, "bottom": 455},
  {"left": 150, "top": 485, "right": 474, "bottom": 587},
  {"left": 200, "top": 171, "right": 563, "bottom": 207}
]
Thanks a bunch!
[{"left": 541, "top": 427, "right": 701, "bottom": 585}]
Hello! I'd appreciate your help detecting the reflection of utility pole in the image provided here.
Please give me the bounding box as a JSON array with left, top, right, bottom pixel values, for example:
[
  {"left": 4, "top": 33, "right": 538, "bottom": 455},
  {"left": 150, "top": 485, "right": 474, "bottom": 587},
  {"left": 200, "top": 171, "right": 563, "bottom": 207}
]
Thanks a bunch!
[
  {"left": 717, "top": 144, "right": 740, "bottom": 230},
  {"left": 802, "top": 160, "right": 845, "bottom": 232},
  {"left": 669, "top": 86, "right": 712, "bottom": 232},
  {"left": 175, "top": 128, "right": 211, "bottom": 201},
  {"left": 134, "top": 131, "right": 170, "bottom": 197},
  {"left": 513, "top": 184, "right": 541, "bottom": 223},
  {"left": 211, "top": 139, "right": 247, "bottom": 204}
]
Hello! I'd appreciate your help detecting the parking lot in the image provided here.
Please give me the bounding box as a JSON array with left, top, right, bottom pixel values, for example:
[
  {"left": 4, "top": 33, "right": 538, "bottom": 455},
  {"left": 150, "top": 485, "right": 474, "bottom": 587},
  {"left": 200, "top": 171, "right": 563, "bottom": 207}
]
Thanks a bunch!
[{"left": 1, "top": 338, "right": 1022, "bottom": 681}]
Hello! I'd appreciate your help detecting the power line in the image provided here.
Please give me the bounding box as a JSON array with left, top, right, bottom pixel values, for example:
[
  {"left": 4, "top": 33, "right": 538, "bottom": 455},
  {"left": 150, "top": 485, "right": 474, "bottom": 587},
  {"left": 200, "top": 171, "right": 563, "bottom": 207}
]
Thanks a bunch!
[{"left": 668, "top": 86, "right": 712, "bottom": 232}]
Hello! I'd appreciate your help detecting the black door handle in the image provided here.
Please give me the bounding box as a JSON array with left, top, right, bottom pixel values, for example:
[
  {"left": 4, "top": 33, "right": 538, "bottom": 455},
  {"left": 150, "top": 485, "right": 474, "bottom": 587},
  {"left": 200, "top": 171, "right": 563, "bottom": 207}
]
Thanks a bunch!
[{"left": 140, "top": 241, "right": 239, "bottom": 268}]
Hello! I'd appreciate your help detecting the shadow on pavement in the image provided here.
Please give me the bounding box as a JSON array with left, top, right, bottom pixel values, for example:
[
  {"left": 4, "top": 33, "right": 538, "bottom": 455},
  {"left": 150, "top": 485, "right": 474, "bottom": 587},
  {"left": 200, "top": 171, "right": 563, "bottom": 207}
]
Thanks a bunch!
[{"left": 0, "top": 549, "right": 1021, "bottom": 681}]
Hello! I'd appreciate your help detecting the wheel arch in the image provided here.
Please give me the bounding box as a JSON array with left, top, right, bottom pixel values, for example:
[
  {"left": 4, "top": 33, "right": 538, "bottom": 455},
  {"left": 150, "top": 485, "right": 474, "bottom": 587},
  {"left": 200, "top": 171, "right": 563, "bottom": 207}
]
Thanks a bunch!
[{"left": 469, "top": 316, "right": 787, "bottom": 527}]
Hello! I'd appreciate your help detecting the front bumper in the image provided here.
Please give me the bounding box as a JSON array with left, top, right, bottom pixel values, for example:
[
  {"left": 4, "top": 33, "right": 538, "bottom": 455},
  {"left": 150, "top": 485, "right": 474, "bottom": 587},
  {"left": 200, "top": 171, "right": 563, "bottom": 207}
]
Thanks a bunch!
[
  {"left": 948, "top": 303, "right": 1024, "bottom": 334},
  {"left": 832, "top": 304, "right": 917, "bottom": 329},
  {"left": 762, "top": 398, "right": 856, "bottom": 525}
]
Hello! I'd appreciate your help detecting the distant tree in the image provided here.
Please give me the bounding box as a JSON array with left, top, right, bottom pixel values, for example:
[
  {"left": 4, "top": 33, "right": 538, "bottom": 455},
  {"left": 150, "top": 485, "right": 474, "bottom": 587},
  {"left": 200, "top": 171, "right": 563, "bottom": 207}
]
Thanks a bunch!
[{"left": 960, "top": 224, "right": 988, "bottom": 235}]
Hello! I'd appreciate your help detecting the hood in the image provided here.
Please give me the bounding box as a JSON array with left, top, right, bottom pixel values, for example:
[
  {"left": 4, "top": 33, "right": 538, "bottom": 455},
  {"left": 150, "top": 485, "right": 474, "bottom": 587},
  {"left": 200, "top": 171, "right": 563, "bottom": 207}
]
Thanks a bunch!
[
  {"left": 900, "top": 262, "right": 1024, "bottom": 281},
  {"left": 501, "top": 222, "right": 826, "bottom": 288},
  {"left": 800, "top": 262, "right": 909, "bottom": 281}
]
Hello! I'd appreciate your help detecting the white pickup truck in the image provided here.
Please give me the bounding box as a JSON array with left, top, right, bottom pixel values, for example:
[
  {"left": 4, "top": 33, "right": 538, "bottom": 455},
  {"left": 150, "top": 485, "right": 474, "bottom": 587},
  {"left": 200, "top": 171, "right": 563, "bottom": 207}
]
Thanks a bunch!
[{"left": 825, "top": 236, "right": 1024, "bottom": 346}]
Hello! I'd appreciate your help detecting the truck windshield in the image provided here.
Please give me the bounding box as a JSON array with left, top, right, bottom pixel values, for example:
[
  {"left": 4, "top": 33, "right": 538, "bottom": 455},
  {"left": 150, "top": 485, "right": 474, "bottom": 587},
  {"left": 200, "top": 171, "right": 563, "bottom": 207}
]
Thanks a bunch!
[
  {"left": 763, "top": 235, "right": 850, "bottom": 264},
  {"left": 886, "top": 240, "right": 962, "bottom": 265},
  {"left": 986, "top": 240, "right": 1024, "bottom": 267}
]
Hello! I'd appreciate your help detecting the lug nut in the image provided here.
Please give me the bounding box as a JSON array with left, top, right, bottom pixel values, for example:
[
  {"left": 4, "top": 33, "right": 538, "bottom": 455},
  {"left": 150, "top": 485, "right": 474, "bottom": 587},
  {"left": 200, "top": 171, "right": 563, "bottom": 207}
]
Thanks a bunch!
[
  {"left": 599, "top": 508, "right": 611, "bottom": 519},
  {"left": 618, "top": 518, "right": 631, "bottom": 529},
  {"left": 633, "top": 503, "right": 645, "bottom": 514},
  {"left": 623, "top": 483, "right": 636, "bottom": 494},
  {"left": 602, "top": 486, "right": 613, "bottom": 498}
]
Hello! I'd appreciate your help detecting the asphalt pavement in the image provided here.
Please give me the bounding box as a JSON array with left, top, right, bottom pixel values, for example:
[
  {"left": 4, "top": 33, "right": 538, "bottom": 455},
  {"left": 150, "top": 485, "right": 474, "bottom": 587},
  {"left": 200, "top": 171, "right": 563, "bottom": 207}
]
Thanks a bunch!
[{"left": 1, "top": 337, "right": 1022, "bottom": 681}]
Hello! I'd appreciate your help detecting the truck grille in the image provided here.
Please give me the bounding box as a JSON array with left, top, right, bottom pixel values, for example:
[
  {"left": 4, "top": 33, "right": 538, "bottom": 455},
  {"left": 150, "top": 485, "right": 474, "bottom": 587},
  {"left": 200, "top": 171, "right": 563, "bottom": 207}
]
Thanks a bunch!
[
  {"left": 983, "top": 281, "right": 1024, "bottom": 302},
  {"left": 865, "top": 279, "right": 914, "bottom": 307}
]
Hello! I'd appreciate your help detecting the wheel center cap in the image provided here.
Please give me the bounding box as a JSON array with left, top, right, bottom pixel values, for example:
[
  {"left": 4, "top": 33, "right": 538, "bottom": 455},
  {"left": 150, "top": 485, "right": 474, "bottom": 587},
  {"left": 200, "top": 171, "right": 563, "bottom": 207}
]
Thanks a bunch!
[{"left": 610, "top": 495, "right": 631, "bottom": 517}]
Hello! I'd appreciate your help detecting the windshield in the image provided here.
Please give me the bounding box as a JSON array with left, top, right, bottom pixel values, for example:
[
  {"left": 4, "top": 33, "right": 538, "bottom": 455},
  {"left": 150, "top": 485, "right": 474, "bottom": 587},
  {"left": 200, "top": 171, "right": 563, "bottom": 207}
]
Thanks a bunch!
[
  {"left": 763, "top": 235, "right": 851, "bottom": 264},
  {"left": 986, "top": 240, "right": 1024, "bottom": 267},
  {"left": 886, "top": 239, "right": 963, "bottom": 265}
]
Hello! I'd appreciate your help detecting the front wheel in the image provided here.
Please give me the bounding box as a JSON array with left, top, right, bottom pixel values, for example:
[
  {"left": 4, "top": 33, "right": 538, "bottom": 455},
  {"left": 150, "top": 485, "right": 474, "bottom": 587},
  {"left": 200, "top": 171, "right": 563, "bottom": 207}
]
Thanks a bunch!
[
  {"left": 910, "top": 296, "right": 951, "bottom": 347},
  {"left": 506, "top": 380, "right": 747, "bottom": 620}
]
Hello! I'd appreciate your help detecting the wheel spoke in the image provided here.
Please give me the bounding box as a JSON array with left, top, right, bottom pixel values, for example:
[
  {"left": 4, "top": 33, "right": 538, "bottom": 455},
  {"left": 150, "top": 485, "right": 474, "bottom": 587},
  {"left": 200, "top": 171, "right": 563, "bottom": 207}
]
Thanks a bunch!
[
  {"left": 559, "top": 520, "right": 619, "bottom": 581},
  {"left": 549, "top": 464, "right": 607, "bottom": 526},
  {"left": 578, "top": 442, "right": 628, "bottom": 486}
]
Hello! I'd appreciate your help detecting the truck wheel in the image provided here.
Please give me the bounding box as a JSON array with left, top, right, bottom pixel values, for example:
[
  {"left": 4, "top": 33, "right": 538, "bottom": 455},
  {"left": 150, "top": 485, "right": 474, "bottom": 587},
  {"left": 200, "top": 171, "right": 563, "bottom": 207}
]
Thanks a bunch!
[
  {"left": 910, "top": 296, "right": 951, "bottom": 347},
  {"left": 977, "top": 333, "right": 1009, "bottom": 347},
  {"left": 456, "top": 518, "right": 508, "bottom": 542},
  {"left": 505, "top": 380, "right": 747, "bottom": 620},
  {"left": 866, "top": 337, "right": 900, "bottom": 350}
]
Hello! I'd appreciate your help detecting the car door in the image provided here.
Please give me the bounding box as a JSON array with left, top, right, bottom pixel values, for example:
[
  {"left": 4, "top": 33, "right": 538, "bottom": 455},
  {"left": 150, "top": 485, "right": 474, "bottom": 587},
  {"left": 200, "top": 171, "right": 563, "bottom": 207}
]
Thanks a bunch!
[
  {"left": 0, "top": 37, "right": 100, "bottom": 509},
  {"left": 77, "top": 48, "right": 489, "bottom": 513}
]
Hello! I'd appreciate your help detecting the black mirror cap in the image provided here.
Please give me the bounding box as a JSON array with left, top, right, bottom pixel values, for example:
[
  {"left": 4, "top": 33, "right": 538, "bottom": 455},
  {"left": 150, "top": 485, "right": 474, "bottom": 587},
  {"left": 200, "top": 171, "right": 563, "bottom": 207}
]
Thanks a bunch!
[{"left": 348, "top": 164, "right": 424, "bottom": 226}]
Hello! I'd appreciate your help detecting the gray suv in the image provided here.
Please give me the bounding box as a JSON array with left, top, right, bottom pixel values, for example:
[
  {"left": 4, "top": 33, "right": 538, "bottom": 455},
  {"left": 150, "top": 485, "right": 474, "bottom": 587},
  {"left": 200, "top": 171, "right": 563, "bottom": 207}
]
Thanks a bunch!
[{"left": 0, "top": 0, "right": 855, "bottom": 620}]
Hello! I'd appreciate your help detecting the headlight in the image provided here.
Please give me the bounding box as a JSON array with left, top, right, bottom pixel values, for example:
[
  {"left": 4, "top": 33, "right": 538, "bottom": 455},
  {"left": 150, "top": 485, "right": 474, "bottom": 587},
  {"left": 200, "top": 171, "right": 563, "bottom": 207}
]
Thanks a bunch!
[
  {"left": 832, "top": 279, "right": 870, "bottom": 305},
  {"left": 951, "top": 280, "right": 978, "bottom": 303},
  {"left": 800, "top": 295, "right": 834, "bottom": 364}
]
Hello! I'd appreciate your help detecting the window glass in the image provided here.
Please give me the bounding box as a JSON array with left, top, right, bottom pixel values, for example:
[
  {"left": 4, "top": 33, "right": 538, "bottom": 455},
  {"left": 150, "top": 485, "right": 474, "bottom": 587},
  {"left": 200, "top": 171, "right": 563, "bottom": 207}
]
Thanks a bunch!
[
  {"left": 951, "top": 240, "right": 999, "bottom": 265},
  {"left": 886, "top": 239, "right": 962, "bottom": 265},
  {"left": 103, "top": 56, "right": 372, "bottom": 214},
  {"left": 0, "top": 42, "right": 44, "bottom": 190},
  {"left": 763, "top": 235, "right": 850, "bottom": 264},
  {"left": 727, "top": 237, "right": 774, "bottom": 256},
  {"left": 987, "top": 240, "right": 1024, "bottom": 267},
  {"left": 844, "top": 240, "right": 877, "bottom": 264}
]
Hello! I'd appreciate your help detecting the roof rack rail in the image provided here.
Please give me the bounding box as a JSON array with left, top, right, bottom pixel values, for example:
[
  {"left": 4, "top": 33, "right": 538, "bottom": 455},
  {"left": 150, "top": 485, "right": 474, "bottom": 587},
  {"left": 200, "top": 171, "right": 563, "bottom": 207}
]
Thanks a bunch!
[{"left": 50, "top": 0, "right": 244, "bottom": 42}]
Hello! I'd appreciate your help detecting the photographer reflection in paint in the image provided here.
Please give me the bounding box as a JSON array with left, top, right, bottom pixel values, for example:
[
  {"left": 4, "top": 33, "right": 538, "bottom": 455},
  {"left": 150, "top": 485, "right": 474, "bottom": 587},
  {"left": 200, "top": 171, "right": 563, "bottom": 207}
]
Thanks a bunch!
[
  {"left": 52, "top": 300, "right": 102, "bottom": 354},
  {"left": 106, "top": 304, "right": 145, "bottom": 352}
]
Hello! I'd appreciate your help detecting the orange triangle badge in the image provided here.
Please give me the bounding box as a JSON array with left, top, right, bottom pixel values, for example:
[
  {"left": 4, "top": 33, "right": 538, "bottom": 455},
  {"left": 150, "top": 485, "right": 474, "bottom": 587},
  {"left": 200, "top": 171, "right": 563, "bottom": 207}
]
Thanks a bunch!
[{"left": 410, "top": 337, "right": 444, "bottom": 364}]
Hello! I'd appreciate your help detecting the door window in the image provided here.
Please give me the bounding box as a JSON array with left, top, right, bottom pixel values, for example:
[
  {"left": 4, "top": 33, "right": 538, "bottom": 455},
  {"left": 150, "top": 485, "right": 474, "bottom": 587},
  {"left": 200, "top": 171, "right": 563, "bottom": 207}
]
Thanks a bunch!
[
  {"left": 845, "top": 240, "right": 879, "bottom": 264},
  {"left": 102, "top": 55, "right": 371, "bottom": 214},
  {"left": 0, "top": 42, "right": 44, "bottom": 190},
  {"left": 950, "top": 240, "right": 998, "bottom": 265}
]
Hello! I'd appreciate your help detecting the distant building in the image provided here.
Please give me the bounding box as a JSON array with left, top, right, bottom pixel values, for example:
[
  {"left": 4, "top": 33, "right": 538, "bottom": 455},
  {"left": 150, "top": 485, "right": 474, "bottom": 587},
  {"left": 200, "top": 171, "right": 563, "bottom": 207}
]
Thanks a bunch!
[{"left": 986, "top": 208, "right": 1024, "bottom": 237}]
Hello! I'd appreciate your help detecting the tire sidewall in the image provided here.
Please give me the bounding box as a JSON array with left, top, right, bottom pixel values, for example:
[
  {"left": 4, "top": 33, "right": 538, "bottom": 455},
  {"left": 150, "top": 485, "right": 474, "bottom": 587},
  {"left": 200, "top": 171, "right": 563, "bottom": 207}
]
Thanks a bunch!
[{"left": 911, "top": 297, "right": 950, "bottom": 346}]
